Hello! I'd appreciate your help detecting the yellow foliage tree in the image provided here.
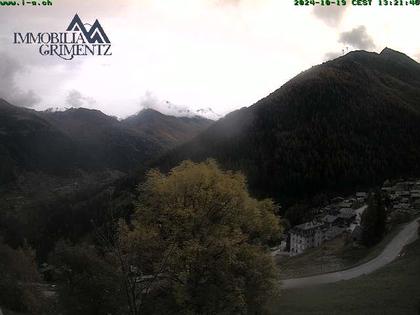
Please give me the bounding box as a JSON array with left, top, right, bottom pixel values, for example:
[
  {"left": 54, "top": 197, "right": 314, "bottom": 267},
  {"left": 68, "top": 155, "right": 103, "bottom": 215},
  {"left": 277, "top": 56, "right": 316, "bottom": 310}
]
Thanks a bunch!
[{"left": 118, "top": 160, "right": 282, "bottom": 314}]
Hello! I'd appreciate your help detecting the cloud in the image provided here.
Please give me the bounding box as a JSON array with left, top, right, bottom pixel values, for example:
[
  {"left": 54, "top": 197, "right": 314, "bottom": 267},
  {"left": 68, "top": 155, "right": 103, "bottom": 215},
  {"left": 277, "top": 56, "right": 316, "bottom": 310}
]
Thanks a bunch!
[
  {"left": 213, "top": 0, "right": 241, "bottom": 5},
  {"left": 324, "top": 51, "right": 342, "bottom": 61},
  {"left": 313, "top": 6, "right": 347, "bottom": 27},
  {"left": 0, "top": 52, "right": 41, "bottom": 107},
  {"left": 139, "top": 91, "right": 192, "bottom": 117},
  {"left": 65, "top": 90, "right": 97, "bottom": 108},
  {"left": 139, "top": 91, "right": 207, "bottom": 118},
  {"left": 210, "top": 0, "right": 267, "bottom": 8},
  {"left": 338, "top": 26, "right": 375, "bottom": 50}
]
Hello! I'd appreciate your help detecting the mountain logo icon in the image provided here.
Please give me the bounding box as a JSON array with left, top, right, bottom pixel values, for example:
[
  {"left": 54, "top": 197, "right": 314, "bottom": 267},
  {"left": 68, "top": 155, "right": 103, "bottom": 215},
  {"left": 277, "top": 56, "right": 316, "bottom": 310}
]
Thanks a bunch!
[{"left": 67, "top": 14, "right": 110, "bottom": 44}]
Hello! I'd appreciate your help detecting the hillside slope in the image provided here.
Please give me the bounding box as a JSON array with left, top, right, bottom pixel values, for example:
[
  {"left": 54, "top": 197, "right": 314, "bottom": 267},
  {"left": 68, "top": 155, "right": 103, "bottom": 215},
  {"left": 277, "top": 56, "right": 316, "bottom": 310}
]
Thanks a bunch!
[
  {"left": 121, "top": 108, "right": 213, "bottom": 148},
  {"left": 156, "top": 48, "right": 420, "bottom": 204},
  {"left": 0, "top": 103, "right": 213, "bottom": 185},
  {"left": 0, "top": 100, "right": 93, "bottom": 184},
  {"left": 42, "top": 108, "right": 161, "bottom": 172}
]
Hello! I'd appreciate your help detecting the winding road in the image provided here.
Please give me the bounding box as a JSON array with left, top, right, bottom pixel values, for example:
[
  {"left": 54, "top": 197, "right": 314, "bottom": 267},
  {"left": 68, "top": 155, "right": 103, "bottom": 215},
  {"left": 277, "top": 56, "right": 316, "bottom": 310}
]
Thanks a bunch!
[{"left": 281, "top": 217, "right": 420, "bottom": 289}]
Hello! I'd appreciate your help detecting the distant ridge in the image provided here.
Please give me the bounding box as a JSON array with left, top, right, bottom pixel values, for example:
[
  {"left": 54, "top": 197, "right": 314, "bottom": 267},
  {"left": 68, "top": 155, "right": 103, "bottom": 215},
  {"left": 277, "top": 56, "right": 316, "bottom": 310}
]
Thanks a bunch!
[{"left": 0, "top": 103, "right": 212, "bottom": 185}]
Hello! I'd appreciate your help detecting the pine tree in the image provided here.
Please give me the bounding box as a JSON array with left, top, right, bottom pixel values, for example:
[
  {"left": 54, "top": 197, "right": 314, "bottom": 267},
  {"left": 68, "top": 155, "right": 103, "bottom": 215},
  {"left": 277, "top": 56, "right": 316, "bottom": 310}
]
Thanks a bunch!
[{"left": 361, "top": 190, "right": 386, "bottom": 246}]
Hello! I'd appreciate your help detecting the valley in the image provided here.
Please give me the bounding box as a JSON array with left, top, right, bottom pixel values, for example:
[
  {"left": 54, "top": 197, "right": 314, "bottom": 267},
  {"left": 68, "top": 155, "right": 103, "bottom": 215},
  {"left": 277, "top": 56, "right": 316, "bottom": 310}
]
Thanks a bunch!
[{"left": 1, "top": 48, "right": 420, "bottom": 314}]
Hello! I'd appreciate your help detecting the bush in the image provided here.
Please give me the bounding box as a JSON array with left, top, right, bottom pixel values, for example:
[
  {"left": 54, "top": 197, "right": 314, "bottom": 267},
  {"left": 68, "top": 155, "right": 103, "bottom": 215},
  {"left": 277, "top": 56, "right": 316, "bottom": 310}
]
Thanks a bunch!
[{"left": 0, "top": 241, "right": 47, "bottom": 314}]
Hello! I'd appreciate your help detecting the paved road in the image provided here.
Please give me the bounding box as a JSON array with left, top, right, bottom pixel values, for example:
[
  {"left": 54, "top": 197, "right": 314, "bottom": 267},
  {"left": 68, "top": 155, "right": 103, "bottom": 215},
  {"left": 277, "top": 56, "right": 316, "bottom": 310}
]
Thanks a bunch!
[{"left": 282, "top": 217, "right": 420, "bottom": 289}]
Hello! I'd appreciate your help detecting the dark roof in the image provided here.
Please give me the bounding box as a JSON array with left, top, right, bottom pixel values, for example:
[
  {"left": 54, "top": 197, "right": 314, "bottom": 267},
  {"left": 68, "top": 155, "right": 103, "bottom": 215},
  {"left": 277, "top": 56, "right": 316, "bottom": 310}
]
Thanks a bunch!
[
  {"left": 294, "top": 221, "right": 324, "bottom": 231},
  {"left": 322, "top": 215, "right": 338, "bottom": 223},
  {"left": 339, "top": 211, "right": 356, "bottom": 219}
]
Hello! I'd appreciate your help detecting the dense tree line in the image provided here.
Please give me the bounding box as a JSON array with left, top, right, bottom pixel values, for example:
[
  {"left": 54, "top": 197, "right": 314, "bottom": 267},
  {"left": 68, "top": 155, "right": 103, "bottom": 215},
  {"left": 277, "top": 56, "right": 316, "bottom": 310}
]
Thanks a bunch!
[
  {"left": 0, "top": 171, "right": 137, "bottom": 261},
  {"left": 0, "top": 240, "right": 49, "bottom": 314}
]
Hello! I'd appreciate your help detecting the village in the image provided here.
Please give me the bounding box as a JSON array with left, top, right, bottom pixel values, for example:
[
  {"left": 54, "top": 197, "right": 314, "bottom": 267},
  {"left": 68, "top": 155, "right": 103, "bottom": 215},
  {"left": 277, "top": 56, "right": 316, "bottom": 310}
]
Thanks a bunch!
[{"left": 283, "top": 179, "right": 420, "bottom": 256}]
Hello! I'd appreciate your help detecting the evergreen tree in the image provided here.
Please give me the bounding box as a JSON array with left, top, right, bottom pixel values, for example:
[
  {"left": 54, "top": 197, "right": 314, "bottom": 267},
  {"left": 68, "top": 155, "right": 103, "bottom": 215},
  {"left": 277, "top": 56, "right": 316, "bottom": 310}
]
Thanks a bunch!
[{"left": 361, "top": 190, "right": 387, "bottom": 246}]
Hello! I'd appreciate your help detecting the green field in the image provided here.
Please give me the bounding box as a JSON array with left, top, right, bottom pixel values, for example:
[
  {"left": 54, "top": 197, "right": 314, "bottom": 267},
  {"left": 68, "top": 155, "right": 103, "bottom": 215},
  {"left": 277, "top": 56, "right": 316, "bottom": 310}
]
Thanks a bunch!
[{"left": 270, "top": 239, "right": 420, "bottom": 315}]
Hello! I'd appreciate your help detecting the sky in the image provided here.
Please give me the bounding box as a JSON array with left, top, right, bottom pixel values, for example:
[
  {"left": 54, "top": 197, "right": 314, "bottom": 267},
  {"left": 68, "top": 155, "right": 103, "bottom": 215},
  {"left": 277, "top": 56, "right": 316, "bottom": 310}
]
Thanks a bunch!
[{"left": 0, "top": 0, "right": 419, "bottom": 119}]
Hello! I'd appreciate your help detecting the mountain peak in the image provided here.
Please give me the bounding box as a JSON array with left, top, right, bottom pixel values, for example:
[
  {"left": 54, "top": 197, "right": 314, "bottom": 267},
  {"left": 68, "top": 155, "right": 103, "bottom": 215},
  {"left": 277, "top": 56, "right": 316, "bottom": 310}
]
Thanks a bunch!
[
  {"left": 380, "top": 47, "right": 402, "bottom": 56},
  {"left": 47, "top": 107, "right": 117, "bottom": 123},
  {"left": 379, "top": 47, "right": 418, "bottom": 64},
  {"left": 137, "top": 108, "right": 165, "bottom": 117}
]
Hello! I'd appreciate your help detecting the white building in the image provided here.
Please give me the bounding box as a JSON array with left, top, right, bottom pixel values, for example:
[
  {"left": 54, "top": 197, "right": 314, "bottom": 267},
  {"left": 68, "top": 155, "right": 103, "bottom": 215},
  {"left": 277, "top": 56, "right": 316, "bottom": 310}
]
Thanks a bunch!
[{"left": 289, "top": 222, "right": 324, "bottom": 255}]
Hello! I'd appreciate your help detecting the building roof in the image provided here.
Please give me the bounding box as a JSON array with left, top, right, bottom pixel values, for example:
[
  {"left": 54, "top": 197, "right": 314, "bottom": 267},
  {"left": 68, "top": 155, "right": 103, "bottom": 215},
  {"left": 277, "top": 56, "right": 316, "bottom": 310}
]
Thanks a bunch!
[
  {"left": 339, "top": 208, "right": 356, "bottom": 219},
  {"left": 293, "top": 221, "right": 324, "bottom": 231},
  {"left": 327, "top": 226, "right": 345, "bottom": 234},
  {"left": 331, "top": 197, "right": 344, "bottom": 204},
  {"left": 322, "top": 215, "right": 338, "bottom": 224},
  {"left": 340, "top": 208, "right": 355, "bottom": 214}
]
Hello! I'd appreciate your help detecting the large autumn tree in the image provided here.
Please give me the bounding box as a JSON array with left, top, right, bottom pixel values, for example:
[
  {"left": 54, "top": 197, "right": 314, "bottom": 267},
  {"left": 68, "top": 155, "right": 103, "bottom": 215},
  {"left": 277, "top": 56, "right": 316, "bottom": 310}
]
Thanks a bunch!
[{"left": 117, "top": 160, "right": 282, "bottom": 314}]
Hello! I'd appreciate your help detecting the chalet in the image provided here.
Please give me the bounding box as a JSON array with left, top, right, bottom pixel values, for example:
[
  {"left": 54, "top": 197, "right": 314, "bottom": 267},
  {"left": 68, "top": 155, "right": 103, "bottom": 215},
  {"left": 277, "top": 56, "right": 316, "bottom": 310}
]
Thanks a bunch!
[
  {"left": 331, "top": 197, "right": 344, "bottom": 204},
  {"left": 410, "top": 191, "right": 420, "bottom": 202},
  {"left": 325, "top": 226, "right": 346, "bottom": 241},
  {"left": 393, "top": 203, "right": 411, "bottom": 210},
  {"left": 401, "top": 197, "right": 410, "bottom": 204},
  {"left": 289, "top": 221, "right": 324, "bottom": 255},
  {"left": 322, "top": 215, "right": 339, "bottom": 226},
  {"left": 399, "top": 191, "right": 411, "bottom": 198},
  {"left": 338, "top": 208, "right": 356, "bottom": 224},
  {"left": 326, "top": 207, "right": 340, "bottom": 215},
  {"left": 393, "top": 184, "right": 403, "bottom": 192},
  {"left": 339, "top": 201, "right": 353, "bottom": 208},
  {"left": 356, "top": 192, "right": 368, "bottom": 202}
]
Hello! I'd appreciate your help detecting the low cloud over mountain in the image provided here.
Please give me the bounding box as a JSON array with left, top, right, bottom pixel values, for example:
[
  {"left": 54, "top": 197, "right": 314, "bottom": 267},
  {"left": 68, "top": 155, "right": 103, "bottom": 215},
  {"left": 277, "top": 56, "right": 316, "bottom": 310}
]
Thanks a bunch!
[
  {"left": 139, "top": 92, "right": 222, "bottom": 120},
  {"left": 0, "top": 52, "right": 40, "bottom": 108},
  {"left": 66, "top": 90, "right": 97, "bottom": 108},
  {"left": 338, "top": 25, "right": 375, "bottom": 50}
]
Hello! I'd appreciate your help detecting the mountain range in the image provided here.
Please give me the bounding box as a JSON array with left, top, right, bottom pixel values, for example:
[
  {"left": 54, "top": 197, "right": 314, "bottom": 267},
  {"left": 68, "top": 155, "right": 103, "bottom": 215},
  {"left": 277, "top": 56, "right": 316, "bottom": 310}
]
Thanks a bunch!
[
  {"left": 141, "top": 99, "right": 223, "bottom": 120},
  {"left": 2, "top": 47, "right": 420, "bottom": 206},
  {"left": 0, "top": 103, "right": 212, "bottom": 185},
  {"left": 2, "top": 47, "right": 420, "bottom": 258}
]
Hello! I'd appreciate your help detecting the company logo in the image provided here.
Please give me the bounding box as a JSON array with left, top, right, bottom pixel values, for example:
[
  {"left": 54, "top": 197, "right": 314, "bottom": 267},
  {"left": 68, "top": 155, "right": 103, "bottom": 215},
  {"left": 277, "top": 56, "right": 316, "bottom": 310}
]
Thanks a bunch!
[
  {"left": 66, "top": 14, "right": 110, "bottom": 44},
  {"left": 13, "top": 14, "right": 112, "bottom": 60}
]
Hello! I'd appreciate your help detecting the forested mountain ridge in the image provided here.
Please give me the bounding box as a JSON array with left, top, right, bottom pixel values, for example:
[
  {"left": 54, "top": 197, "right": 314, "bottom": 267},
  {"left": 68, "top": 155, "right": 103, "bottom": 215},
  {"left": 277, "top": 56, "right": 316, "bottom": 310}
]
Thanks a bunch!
[
  {"left": 156, "top": 48, "right": 420, "bottom": 205},
  {"left": 0, "top": 100, "right": 94, "bottom": 184},
  {"left": 0, "top": 103, "right": 213, "bottom": 185},
  {"left": 121, "top": 108, "right": 213, "bottom": 147}
]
